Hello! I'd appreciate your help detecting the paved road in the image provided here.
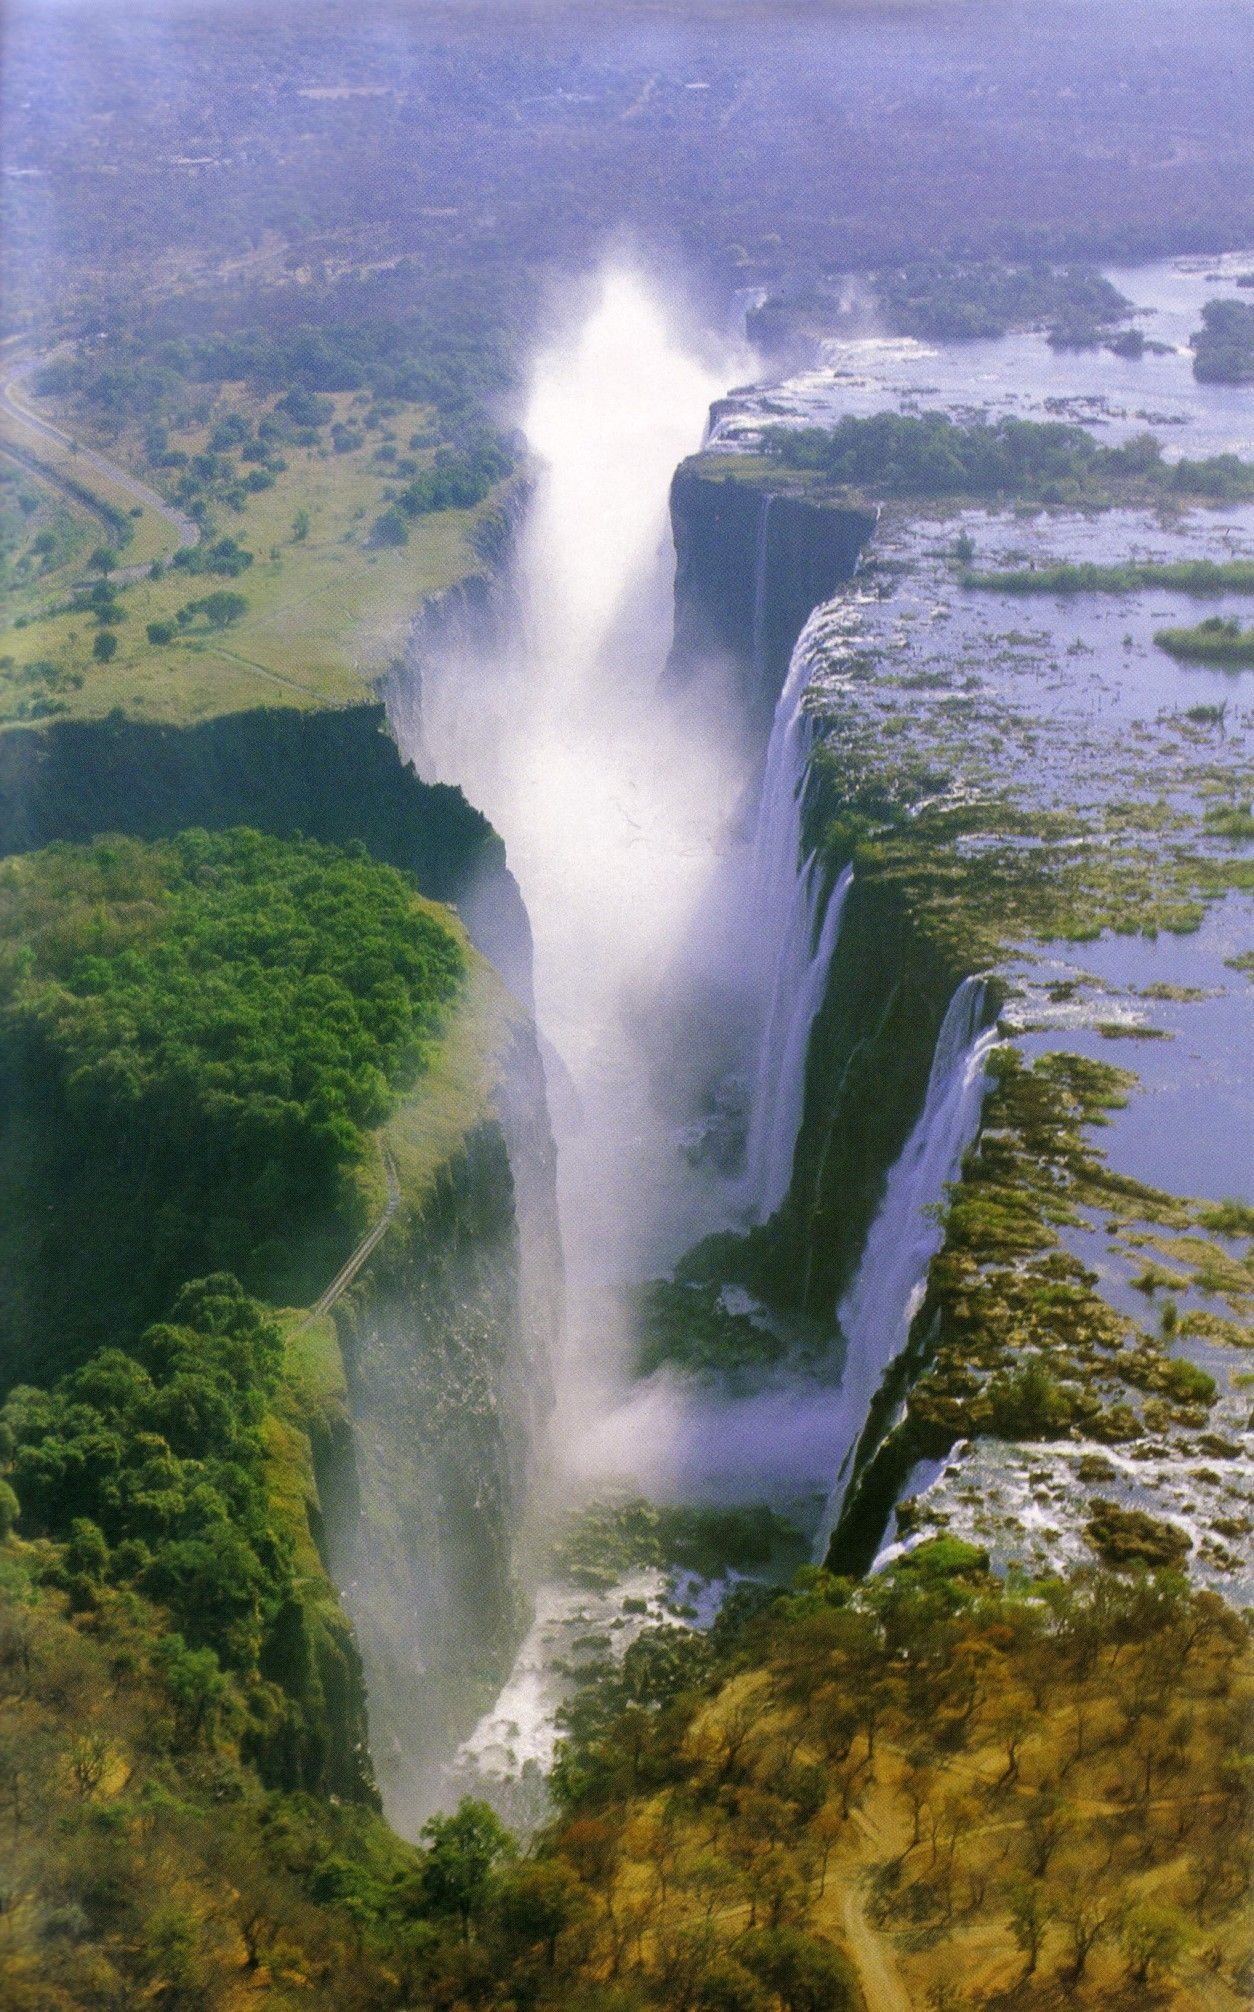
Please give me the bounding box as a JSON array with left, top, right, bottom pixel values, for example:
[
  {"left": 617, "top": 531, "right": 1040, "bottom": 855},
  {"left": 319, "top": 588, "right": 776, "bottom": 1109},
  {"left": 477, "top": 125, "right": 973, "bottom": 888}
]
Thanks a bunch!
[
  {"left": 301, "top": 1145, "right": 401, "bottom": 1327},
  {"left": 0, "top": 353, "right": 200, "bottom": 569}
]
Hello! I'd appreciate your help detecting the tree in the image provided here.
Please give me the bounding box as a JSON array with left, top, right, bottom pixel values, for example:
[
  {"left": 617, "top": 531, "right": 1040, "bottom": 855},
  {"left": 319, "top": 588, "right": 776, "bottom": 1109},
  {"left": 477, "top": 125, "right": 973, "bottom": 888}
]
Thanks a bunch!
[
  {"left": 418, "top": 1799, "right": 515, "bottom": 1941},
  {"left": 66, "top": 1517, "right": 109, "bottom": 1581},
  {"left": 157, "top": 1633, "right": 228, "bottom": 1741},
  {"left": 372, "top": 506, "right": 409, "bottom": 547},
  {"left": 742, "top": 1928, "right": 860, "bottom": 2012},
  {"left": 1058, "top": 1894, "right": 1111, "bottom": 1981},
  {"left": 0, "top": 1481, "right": 18, "bottom": 1540},
  {"left": 147, "top": 620, "right": 176, "bottom": 645},
  {"left": 494, "top": 1858, "right": 586, "bottom": 1969},
  {"left": 1022, "top": 1788, "right": 1070, "bottom": 1878},
  {"left": 1005, "top": 1876, "right": 1051, "bottom": 1978},
  {"left": 93, "top": 630, "right": 119, "bottom": 662},
  {"left": 90, "top": 545, "right": 118, "bottom": 574},
  {"left": 1120, "top": 1903, "right": 1188, "bottom": 1985},
  {"left": 198, "top": 589, "right": 248, "bottom": 628},
  {"left": 292, "top": 507, "right": 310, "bottom": 542},
  {"left": 695, "top": 1952, "right": 769, "bottom": 2012}
]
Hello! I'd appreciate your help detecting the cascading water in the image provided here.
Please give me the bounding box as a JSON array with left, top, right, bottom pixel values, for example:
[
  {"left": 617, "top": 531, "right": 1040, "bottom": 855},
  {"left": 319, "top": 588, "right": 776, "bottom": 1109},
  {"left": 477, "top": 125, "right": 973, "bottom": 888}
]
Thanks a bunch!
[
  {"left": 813, "top": 975, "right": 998, "bottom": 1555},
  {"left": 405, "top": 269, "right": 751, "bottom": 1439},
  {"left": 744, "top": 858, "right": 852, "bottom": 1221},
  {"left": 396, "top": 271, "right": 1002, "bottom": 1809},
  {"left": 741, "top": 603, "right": 857, "bottom": 1222}
]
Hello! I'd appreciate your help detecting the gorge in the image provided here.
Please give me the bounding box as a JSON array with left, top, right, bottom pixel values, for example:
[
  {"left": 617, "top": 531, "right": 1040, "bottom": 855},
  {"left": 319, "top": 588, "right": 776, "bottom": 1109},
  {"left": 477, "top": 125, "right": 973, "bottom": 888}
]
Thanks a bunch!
[
  {"left": 4, "top": 3, "right": 1253, "bottom": 1997},
  {"left": 376, "top": 252, "right": 1254, "bottom": 1826}
]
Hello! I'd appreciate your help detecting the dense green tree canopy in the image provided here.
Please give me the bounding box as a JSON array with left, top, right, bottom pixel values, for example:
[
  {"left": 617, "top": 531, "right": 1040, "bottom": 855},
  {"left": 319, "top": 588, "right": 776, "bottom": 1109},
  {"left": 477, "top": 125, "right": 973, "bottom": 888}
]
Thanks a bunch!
[
  {"left": 766, "top": 412, "right": 1254, "bottom": 506},
  {"left": 1191, "top": 297, "right": 1254, "bottom": 384},
  {"left": 3, "top": 1275, "right": 284, "bottom": 1670},
  {"left": 0, "top": 829, "right": 465, "bottom": 1379}
]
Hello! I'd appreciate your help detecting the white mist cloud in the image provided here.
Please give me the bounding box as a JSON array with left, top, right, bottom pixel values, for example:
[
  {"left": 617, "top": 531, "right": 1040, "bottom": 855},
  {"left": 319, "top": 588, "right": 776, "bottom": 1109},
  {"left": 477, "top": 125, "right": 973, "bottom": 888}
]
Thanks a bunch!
[{"left": 416, "top": 264, "right": 752, "bottom": 1467}]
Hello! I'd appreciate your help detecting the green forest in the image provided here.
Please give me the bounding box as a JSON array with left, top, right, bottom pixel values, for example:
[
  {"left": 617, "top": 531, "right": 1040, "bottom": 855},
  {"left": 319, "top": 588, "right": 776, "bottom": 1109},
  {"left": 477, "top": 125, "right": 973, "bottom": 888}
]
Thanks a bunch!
[
  {"left": 1191, "top": 298, "right": 1254, "bottom": 385},
  {"left": 873, "top": 260, "right": 1131, "bottom": 342},
  {"left": 0, "top": 829, "right": 465, "bottom": 1384}
]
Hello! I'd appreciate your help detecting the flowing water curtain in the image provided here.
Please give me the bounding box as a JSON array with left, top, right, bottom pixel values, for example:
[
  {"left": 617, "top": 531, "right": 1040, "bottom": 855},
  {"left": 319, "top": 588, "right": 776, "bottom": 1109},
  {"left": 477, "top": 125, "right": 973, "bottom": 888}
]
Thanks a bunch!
[
  {"left": 741, "top": 600, "right": 858, "bottom": 1222},
  {"left": 745, "top": 860, "right": 854, "bottom": 1221},
  {"left": 814, "top": 976, "right": 999, "bottom": 1555}
]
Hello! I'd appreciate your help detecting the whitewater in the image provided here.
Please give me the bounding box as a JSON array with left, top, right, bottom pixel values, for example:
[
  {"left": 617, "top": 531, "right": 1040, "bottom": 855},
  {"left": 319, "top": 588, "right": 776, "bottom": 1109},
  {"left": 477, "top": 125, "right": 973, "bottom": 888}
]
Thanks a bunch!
[{"left": 398, "top": 268, "right": 994, "bottom": 1794}]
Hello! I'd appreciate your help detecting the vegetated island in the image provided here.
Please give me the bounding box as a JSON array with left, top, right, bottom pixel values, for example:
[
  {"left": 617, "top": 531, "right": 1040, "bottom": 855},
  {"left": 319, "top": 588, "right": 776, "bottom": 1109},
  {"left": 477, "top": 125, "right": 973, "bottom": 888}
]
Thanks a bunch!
[
  {"left": 1154, "top": 615, "right": 1254, "bottom": 665},
  {"left": 873, "top": 258, "right": 1133, "bottom": 344},
  {"left": 960, "top": 557, "right": 1254, "bottom": 595},
  {"left": 1190, "top": 296, "right": 1254, "bottom": 384},
  {"left": 759, "top": 412, "right": 1254, "bottom": 510},
  {"left": 746, "top": 259, "right": 1138, "bottom": 359}
]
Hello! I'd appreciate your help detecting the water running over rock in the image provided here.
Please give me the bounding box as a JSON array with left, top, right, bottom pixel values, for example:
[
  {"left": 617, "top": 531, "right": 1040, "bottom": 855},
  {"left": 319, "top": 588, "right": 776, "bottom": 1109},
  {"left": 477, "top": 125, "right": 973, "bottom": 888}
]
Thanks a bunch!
[{"left": 815, "top": 976, "right": 998, "bottom": 1554}]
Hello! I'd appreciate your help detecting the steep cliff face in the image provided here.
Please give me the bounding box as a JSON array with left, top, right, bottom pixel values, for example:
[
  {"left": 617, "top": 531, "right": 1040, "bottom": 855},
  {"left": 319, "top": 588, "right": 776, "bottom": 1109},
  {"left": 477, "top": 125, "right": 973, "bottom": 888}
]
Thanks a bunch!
[
  {"left": 262, "top": 1311, "right": 379, "bottom": 1804},
  {"left": 0, "top": 702, "right": 534, "bottom": 1002},
  {"left": 666, "top": 473, "right": 965, "bottom": 1320},
  {"left": 774, "top": 875, "right": 976, "bottom": 1316},
  {"left": 694, "top": 870, "right": 980, "bottom": 1322},
  {"left": 329, "top": 957, "right": 559, "bottom": 1830},
  {"left": 0, "top": 682, "right": 560, "bottom": 1822},
  {"left": 665, "top": 462, "right": 875, "bottom": 731}
]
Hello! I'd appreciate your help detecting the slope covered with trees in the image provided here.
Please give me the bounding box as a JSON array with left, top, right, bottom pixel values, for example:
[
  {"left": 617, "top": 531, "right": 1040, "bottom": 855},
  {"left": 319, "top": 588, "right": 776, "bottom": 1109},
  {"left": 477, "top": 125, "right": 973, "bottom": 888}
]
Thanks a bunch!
[
  {"left": 0, "top": 829, "right": 464, "bottom": 1385},
  {"left": 508, "top": 1546, "right": 1251, "bottom": 2009}
]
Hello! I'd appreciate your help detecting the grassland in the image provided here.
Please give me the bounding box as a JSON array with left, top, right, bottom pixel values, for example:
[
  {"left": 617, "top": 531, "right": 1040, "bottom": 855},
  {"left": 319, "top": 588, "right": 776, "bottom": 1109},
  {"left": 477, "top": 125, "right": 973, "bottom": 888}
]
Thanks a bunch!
[{"left": 0, "top": 376, "right": 498, "bottom": 729}]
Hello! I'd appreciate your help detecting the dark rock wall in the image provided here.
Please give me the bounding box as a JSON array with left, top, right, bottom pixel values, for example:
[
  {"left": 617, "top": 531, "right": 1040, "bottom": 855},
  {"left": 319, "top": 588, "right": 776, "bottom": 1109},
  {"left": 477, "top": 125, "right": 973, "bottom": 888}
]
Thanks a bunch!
[
  {"left": 0, "top": 701, "right": 534, "bottom": 1002},
  {"left": 665, "top": 464, "right": 875, "bottom": 733},
  {"left": 332, "top": 1120, "right": 535, "bottom": 1827}
]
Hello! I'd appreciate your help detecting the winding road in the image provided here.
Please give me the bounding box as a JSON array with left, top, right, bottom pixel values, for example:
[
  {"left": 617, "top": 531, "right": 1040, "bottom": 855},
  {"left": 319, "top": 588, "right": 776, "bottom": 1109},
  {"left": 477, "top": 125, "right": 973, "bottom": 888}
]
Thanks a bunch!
[{"left": 0, "top": 352, "right": 200, "bottom": 573}]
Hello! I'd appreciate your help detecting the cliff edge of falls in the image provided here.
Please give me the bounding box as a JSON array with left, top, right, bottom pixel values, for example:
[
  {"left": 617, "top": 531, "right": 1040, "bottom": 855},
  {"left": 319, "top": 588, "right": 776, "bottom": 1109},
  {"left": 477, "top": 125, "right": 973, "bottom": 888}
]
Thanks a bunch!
[{"left": 665, "top": 457, "right": 876, "bottom": 732}]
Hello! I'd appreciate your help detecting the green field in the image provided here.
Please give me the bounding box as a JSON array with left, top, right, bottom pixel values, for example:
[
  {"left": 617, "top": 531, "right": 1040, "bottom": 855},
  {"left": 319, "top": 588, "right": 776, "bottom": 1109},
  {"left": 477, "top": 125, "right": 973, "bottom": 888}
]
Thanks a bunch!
[{"left": 0, "top": 382, "right": 497, "bottom": 728}]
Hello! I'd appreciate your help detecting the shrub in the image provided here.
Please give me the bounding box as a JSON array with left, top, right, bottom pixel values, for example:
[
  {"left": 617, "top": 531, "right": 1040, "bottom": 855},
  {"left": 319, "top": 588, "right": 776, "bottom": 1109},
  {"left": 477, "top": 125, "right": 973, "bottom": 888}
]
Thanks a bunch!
[
  {"left": 1084, "top": 1501, "right": 1191, "bottom": 1569},
  {"left": 371, "top": 507, "right": 409, "bottom": 547}
]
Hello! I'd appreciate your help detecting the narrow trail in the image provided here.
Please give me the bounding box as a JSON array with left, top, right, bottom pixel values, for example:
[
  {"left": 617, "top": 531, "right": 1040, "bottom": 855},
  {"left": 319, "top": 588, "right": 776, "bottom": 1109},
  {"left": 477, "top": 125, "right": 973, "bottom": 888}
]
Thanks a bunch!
[
  {"left": 0, "top": 353, "right": 201, "bottom": 572},
  {"left": 299, "top": 1144, "right": 401, "bottom": 1328},
  {"left": 838, "top": 1877, "right": 913, "bottom": 2012},
  {"left": 203, "top": 642, "right": 326, "bottom": 700}
]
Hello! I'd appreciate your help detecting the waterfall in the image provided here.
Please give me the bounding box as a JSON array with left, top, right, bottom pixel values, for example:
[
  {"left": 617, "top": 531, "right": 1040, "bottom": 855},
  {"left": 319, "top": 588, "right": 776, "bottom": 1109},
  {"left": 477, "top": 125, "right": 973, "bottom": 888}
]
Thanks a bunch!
[
  {"left": 744, "top": 859, "right": 853, "bottom": 1222},
  {"left": 749, "top": 492, "right": 773, "bottom": 688},
  {"left": 813, "top": 975, "right": 998, "bottom": 1554},
  {"left": 741, "top": 604, "right": 852, "bottom": 1223}
]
